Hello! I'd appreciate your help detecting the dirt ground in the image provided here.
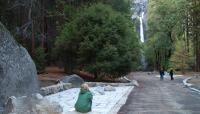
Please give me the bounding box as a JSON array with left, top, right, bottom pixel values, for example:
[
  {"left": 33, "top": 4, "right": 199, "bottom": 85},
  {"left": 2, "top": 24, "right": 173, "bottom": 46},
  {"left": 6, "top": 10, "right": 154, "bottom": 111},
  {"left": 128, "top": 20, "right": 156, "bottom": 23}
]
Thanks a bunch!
[{"left": 38, "top": 66, "right": 66, "bottom": 87}]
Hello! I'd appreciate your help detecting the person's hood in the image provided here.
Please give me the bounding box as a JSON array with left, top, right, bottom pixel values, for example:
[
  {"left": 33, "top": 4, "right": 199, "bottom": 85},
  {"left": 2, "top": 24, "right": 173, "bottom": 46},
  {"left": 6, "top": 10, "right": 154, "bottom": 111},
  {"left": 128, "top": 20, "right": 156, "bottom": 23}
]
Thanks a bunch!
[{"left": 80, "top": 89, "right": 89, "bottom": 94}]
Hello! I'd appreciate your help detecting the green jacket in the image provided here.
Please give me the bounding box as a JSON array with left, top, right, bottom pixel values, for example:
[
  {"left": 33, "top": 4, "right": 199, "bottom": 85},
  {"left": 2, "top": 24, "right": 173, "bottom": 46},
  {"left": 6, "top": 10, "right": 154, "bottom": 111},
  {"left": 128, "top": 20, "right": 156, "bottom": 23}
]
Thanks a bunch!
[{"left": 75, "top": 89, "right": 93, "bottom": 113}]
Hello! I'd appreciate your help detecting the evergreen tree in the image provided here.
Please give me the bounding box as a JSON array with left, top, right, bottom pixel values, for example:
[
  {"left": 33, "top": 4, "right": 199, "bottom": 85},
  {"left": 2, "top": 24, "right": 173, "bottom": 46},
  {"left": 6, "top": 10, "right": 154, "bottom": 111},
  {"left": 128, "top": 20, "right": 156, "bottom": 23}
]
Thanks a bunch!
[{"left": 55, "top": 3, "right": 140, "bottom": 78}]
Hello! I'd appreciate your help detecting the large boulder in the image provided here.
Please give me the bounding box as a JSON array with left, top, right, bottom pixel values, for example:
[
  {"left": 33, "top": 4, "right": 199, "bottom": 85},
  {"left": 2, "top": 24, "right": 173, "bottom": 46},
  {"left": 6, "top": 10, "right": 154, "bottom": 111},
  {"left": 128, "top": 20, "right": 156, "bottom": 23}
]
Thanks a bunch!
[
  {"left": 59, "top": 74, "right": 84, "bottom": 87},
  {"left": 0, "top": 22, "right": 39, "bottom": 107}
]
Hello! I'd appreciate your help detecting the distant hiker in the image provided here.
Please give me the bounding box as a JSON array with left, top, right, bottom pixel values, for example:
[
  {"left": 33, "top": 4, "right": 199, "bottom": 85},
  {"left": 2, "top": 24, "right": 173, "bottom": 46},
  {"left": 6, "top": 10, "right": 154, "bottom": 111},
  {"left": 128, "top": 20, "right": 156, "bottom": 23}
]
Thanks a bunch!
[
  {"left": 169, "top": 69, "right": 174, "bottom": 80},
  {"left": 159, "top": 67, "right": 164, "bottom": 80},
  {"left": 75, "top": 83, "right": 93, "bottom": 113}
]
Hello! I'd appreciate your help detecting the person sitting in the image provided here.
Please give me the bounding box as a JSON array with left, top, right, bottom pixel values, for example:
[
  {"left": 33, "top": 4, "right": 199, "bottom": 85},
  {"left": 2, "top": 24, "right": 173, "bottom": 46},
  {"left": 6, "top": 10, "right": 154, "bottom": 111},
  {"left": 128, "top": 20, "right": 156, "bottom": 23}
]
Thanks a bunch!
[{"left": 75, "top": 83, "right": 93, "bottom": 113}]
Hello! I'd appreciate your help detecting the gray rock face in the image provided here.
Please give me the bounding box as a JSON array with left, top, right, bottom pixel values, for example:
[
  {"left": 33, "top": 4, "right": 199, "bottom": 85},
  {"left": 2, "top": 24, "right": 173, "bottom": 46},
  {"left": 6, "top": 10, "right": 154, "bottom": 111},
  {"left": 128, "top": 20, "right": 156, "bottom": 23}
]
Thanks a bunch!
[
  {"left": 0, "top": 22, "right": 39, "bottom": 107},
  {"left": 0, "top": 107, "right": 3, "bottom": 114},
  {"left": 4, "top": 94, "right": 63, "bottom": 114},
  {"left": 40, "top": 83, "right": 72, "bottom": 96},
  {"left": 59, "top": 74, "right": 84, "bottom": 87},
  {"left": 94, "top": 86, "right": 105, "bottom": 95},
  {"left": 104, "top": 85, "right": 116, "bottom": 91},
  {"left": 35, "top": 99, "right": 63, "bottom": 114}
]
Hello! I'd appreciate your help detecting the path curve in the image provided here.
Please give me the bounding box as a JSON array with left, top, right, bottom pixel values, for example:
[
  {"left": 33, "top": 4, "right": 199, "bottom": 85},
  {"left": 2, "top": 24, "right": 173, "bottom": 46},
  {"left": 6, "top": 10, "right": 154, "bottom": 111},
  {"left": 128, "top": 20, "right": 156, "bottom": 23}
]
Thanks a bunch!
[{"left": 118, "top": 72, "right": 200, "bottom": 114}]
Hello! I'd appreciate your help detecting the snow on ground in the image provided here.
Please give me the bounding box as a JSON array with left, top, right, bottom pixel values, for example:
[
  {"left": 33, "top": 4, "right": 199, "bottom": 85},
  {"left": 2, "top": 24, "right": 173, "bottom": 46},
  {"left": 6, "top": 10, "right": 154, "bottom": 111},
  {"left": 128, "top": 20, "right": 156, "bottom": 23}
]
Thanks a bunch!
[{"left": 45, "top": 86, "right": 133, "bottom": 114}]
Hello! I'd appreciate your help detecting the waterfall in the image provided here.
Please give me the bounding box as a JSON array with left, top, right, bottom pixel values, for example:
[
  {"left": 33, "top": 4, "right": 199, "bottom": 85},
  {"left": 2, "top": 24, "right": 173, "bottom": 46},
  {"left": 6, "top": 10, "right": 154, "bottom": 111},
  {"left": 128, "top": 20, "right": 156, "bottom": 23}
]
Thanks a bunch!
[
  {"left": 140, "top": 12, "right": 145, "bottom": 43},
  {"left": 132, "top": 0, "right": 148, "bottom": 70},
  {"left": 139, "top": 12, "right": 147, "bottom": 70}
]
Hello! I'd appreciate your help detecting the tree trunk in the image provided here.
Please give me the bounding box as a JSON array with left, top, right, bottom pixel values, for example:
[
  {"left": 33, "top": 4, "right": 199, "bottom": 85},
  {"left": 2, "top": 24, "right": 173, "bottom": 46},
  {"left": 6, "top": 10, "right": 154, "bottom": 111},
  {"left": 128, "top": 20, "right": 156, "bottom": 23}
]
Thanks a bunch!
[{"left": 31, "top": 20, "right": 35, "bottom": 55}]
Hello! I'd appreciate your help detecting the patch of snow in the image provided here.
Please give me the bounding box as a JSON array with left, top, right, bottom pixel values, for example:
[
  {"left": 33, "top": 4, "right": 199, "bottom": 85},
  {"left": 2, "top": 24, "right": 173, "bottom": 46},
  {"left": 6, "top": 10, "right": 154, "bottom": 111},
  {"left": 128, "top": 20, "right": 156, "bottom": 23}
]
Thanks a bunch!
[
  {"left": 45, "top": 86, "right": 133, "bottom": 114},
  {"left": 190, "top": 87, "right": 200, "bottom": 93},
  {"left": 183, "top": 77, "right": 192, "bottom": 87}
]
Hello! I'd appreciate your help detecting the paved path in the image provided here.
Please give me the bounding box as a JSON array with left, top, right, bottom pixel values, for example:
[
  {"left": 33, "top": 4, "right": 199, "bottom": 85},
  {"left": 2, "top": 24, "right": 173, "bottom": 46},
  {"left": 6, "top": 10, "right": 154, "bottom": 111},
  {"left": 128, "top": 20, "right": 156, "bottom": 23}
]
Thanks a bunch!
[{"left": 118, "top": 73, "right": 200, "bottom": 114}]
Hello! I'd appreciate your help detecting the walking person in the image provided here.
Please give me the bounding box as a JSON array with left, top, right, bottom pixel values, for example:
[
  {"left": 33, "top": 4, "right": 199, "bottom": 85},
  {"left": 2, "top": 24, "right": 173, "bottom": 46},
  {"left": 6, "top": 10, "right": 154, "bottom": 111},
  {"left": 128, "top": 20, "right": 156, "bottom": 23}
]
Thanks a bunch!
[
  {"left": 159, "top": 67, "right": 164, "bottom": 80},
  {"left": 169, "top": 68, "right": 174, "bottom": 80}
]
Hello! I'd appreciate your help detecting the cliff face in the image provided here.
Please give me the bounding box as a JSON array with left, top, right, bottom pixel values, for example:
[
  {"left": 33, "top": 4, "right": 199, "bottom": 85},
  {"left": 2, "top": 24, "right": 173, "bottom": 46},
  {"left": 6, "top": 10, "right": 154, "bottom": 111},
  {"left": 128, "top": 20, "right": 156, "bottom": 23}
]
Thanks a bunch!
[
  {"left": 131, "top": 0, "right": 148, "bottom": 41},
  {"left": 132, "top": 0, "right": 148, "bottom": 18},
  {"left": 0, "top": 22, "right": 39, "bottom": 107}
]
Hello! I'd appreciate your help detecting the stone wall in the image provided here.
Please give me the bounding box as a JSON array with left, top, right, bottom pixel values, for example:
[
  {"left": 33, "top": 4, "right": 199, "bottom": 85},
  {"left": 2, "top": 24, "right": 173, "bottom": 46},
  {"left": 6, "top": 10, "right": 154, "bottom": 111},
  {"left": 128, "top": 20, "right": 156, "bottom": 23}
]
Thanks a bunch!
[
  {"left": 86, "top": 80, "right": 139, "bottom": 87},
  {"left": 40, "top": 83, "right": 72, "bottom": 96}
]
